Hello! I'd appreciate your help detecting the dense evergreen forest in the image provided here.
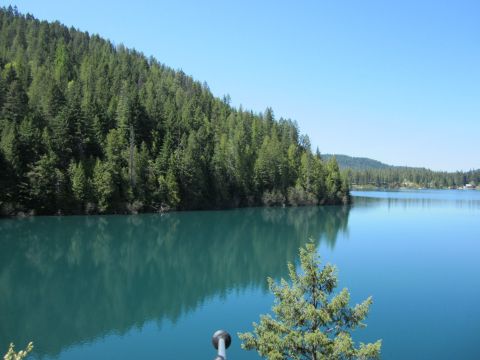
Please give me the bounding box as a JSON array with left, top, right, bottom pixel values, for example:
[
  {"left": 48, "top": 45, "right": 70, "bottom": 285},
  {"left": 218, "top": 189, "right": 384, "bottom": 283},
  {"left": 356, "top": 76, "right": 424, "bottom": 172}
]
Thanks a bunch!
[{"left": 0, "top": 7, "right": 349, "bottom": 215}]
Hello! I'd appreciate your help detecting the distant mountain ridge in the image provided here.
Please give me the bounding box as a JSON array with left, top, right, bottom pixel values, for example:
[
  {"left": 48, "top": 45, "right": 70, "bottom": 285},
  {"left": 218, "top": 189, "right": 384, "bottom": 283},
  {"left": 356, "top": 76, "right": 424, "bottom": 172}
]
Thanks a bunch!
[
  {"left": 323, "top": 154, "right": 480, "bottom": 188},
  {"left": 322, "top": 154, "right": 392, "bottom": 170}
]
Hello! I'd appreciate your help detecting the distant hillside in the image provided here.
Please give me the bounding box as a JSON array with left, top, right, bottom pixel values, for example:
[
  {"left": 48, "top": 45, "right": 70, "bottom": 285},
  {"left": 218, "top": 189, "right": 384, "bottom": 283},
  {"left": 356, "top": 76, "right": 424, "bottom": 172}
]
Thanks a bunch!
[
  {"left": 322, "top": 154, "right": 391, "bottom": 170},
  {"left": 322, "top": 154, "right": 480, "bottom": 189}
]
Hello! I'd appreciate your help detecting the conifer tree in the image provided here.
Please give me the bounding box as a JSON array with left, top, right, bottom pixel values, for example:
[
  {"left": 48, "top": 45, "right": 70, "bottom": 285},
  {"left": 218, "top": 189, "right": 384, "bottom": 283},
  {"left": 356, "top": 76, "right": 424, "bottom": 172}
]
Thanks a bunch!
[
  {"left": 326, "top": 157, "right": 342, "bottom": 203},
  {"left": 92, "top": 159, "right": 114, "bottom": 213},
  {"left": 69, "top": 160, "right": 89, "bottom": 205},
  {"left": 0, "top": 121, "right": 22, "bottom": 177},
  {"left": 239, "top": 242, "right": 381, "bottom": 360},
  {"left": 0, "top": 149, "right": 13, "bottom": 203},
  {"left": 3, "top": 79, "right": 28, "bottom": 123},
  {"left": 26, "top": 153, "right": 60, "bottom": 212}
]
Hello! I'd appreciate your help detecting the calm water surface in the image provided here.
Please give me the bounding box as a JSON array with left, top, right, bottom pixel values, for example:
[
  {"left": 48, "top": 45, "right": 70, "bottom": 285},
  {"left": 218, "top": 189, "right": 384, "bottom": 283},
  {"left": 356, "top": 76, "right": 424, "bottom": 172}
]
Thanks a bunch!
[{"left": 0, "top": 190, "right": 479, "bottom": 359}]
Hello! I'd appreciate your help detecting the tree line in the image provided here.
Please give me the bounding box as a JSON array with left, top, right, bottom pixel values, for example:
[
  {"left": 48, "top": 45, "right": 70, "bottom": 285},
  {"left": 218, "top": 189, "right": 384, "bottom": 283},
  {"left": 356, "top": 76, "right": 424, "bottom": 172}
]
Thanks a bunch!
[
  {"left": 0, "top": 6, "right": 349, "bottom": 215},
  {"left": 345, "top": 167, "right": 480, "bottom": 189}
]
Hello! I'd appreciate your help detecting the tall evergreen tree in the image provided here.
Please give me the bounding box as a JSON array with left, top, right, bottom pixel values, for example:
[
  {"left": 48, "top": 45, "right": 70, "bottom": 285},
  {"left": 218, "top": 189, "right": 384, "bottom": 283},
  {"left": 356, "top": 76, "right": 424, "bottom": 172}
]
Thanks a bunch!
[
  {"left": 69, "top": 160, "right": 89, "bottom": 206},
  {"left": 26, "top": 153, "right": 60, "bottom": 213},
  {"left": 2, "top": 79, "right": 28, "bottom": 123},
  {"left": 92, "top": 159, "right": 114, "bottom": 213}
]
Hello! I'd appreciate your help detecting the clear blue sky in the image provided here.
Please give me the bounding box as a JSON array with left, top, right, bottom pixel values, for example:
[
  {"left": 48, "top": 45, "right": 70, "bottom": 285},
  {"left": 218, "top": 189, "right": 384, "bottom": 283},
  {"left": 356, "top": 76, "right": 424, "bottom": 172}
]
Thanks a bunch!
[{"left": 5, "top": 0, "right": 480, "bottom": 171}]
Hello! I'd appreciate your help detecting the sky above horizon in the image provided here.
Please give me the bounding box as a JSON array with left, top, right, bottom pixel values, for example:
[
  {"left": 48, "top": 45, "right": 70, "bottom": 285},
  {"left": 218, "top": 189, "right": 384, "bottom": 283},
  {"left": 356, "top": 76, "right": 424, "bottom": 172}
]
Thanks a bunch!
[{"left": 5, "top": 0, "right": 479, "bottom": 171}]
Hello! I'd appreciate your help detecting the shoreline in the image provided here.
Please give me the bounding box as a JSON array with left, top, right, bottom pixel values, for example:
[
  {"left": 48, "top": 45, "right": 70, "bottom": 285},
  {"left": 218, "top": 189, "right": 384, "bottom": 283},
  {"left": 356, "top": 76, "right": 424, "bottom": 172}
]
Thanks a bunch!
[
  {"left": 0, "top": 200, "right": 351, "bottom": 219},
  {"left": 351, "top": 185, "right": 478, "bottom": 191}
]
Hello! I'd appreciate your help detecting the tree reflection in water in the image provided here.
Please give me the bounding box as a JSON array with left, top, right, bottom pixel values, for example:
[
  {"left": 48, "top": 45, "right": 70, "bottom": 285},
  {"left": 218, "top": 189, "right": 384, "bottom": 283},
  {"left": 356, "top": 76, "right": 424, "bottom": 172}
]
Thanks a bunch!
[{"left": 0, "top": 205, "right": 350, "bottom": 357}]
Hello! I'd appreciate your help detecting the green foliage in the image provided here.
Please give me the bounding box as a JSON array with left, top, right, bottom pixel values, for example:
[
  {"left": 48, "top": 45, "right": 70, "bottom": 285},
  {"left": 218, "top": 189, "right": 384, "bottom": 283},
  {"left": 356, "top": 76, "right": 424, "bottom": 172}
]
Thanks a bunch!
[
  {"left": 254, "top": 134, "right": 283, "bottom": 193},
  {"left": 3, "top": 342, "right": 33, "bottom": 360},
  {"left": 69, "top": 161, "right": 89, "bottom": 204},
  {"left": 92, "top": 159, "right": 114, "bottom": 213},
  {"left": 26, "top": 153, "right": 62, "bottom": 212},
  {"left": 0, "top": 7, "right": 350, "bottom": 215},
  {"left": 0, "top": 149, "right": 14, "bottom": 203},
  {"left": 287, "top": 185, "right": 317, "bottom": 206},
  {"left": 157, "top": 168, "right": 180, "bottom": 209},
  {"left": 239, "top": 242, "right": 381, "bottom": 360},
  {"left": 346, "top": 166, "right": 480, "bottom": 189},
  {"left": 262, "top": 189, "right": 286, "bottom": 207},
  {"left": 325, "top": 157, "right": 342, "bottom": 204},
  {"left": 0, "top": 121, "right": 22, "bottom": 176},
  {"left": 3, "top": 79, "right": 28, "bottom": 123}
]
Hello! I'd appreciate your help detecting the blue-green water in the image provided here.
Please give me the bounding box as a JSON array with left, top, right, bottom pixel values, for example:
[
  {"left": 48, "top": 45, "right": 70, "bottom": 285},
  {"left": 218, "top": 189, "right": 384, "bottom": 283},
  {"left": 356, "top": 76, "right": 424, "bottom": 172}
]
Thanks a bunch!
[{"left": 1, "top": 190, "right": 479, "bottom": 359}]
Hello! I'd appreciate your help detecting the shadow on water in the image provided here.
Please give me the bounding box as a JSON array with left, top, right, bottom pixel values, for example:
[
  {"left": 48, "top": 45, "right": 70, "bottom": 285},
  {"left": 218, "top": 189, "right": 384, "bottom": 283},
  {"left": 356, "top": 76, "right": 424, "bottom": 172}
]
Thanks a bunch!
[{"left": 0, "top": 205, "right": 350, "bottom": 358}]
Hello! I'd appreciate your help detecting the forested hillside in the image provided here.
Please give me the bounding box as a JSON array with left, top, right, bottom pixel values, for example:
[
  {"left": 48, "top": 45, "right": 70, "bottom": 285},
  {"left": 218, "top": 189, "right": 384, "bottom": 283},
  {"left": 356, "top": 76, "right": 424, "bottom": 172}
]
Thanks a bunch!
[
  {"left": 322, "top": 154, "right": 391, "bottom": 170},
  {"left": 345, "top": 167, "right": 480, "bottom": 189},
  {"left": 322, "top": 155, "right": 479, "bottom": 189},
  {"left": 0, "top": 7, "right": 349, "bottom": 215}
]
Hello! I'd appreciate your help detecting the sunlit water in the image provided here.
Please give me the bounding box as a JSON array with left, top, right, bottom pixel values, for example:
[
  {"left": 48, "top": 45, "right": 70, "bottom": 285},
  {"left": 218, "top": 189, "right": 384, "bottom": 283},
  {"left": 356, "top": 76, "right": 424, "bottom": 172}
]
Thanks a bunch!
[{"left": 1, "top": 190, "right": 479, "bottom": 359}]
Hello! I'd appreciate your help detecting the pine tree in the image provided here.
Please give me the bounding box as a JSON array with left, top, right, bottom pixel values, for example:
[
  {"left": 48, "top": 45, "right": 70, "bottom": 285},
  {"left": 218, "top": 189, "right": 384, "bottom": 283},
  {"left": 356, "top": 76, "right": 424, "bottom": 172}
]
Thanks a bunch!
[
  {"left": 92, "top": 159, "right": 114, "bottom": 213},
  {"left": 2, "top": 79, "right": 28, "bottom": 123},
  {"left": 26, "top": 153, "right": 60, "bottom": 213},
  {"left": 0, "top": 121, "right": 22, "bottom": 177},
  {"left": 69, "top": 160, "right": 89, "bottom": 205},
  {"left": 133, "top": 141, "right": 150, "bottom": 203},
  {"left": 239, "top": 242, "right": 381, "bottom": 360},
  {"left": 176, "top": 132, "right": 207, "bottom": 208},
  {"left": 0, "top": 74, "right": 6, "bottom": 111},
  {"left": 0, "top": 149, "right": 13, "bottom": 203},
  {"left": 157, "top": 167, "right": 180, "bottom": 209},
  {"left": 44, "top": 82, "right": 66, "bottom": 119}
]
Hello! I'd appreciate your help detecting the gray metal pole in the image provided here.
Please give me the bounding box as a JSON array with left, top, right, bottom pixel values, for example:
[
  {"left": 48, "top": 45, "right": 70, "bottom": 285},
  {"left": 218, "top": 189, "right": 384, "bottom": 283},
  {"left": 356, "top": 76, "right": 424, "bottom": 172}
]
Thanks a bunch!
[
  {"left": 218, "top": 338, "right": 226, "bottom": 359},
  {"left": 212, "top": 330, "right": 231, "bottom": 360}
]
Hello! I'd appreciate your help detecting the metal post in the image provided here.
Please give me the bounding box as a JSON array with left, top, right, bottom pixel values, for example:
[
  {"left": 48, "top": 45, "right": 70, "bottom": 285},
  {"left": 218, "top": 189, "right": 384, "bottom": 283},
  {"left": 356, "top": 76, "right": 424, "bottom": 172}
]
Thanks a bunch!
[
  {"left": 218, "top": 338, "right": 226, "bottom": 358},
  {"left": 212, "top": 330, "right": 231, "bottom": 360}
]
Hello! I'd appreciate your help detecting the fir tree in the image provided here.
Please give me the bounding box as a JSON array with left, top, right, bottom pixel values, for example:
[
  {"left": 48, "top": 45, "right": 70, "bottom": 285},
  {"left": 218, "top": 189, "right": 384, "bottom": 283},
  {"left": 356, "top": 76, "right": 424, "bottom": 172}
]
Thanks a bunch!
[
  {"left": 69, "top": 160, "right": 89, "bottom": 205},
  {"left": 2, "top": 79, "right": 28, "bottom": 123},
  {"left": 239, "top": 242, "right": 381, "bottom": 360}
]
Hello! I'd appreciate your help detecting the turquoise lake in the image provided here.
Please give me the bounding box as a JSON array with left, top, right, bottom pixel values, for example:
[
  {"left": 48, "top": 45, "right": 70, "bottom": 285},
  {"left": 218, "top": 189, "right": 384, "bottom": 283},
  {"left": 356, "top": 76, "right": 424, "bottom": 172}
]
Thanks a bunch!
[{"left": 1, "top": 190, "right": 479, "bottom": 359}]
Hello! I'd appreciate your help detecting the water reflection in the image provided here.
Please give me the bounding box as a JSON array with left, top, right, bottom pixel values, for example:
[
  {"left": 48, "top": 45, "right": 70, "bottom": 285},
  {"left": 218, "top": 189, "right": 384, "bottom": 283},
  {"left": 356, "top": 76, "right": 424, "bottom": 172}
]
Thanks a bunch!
[
  {"left": 0, "top": 206, "right": 350, "bottom": 358},
  {"left": 353, "top": 194, "right": 480, "bottom": 210}
]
